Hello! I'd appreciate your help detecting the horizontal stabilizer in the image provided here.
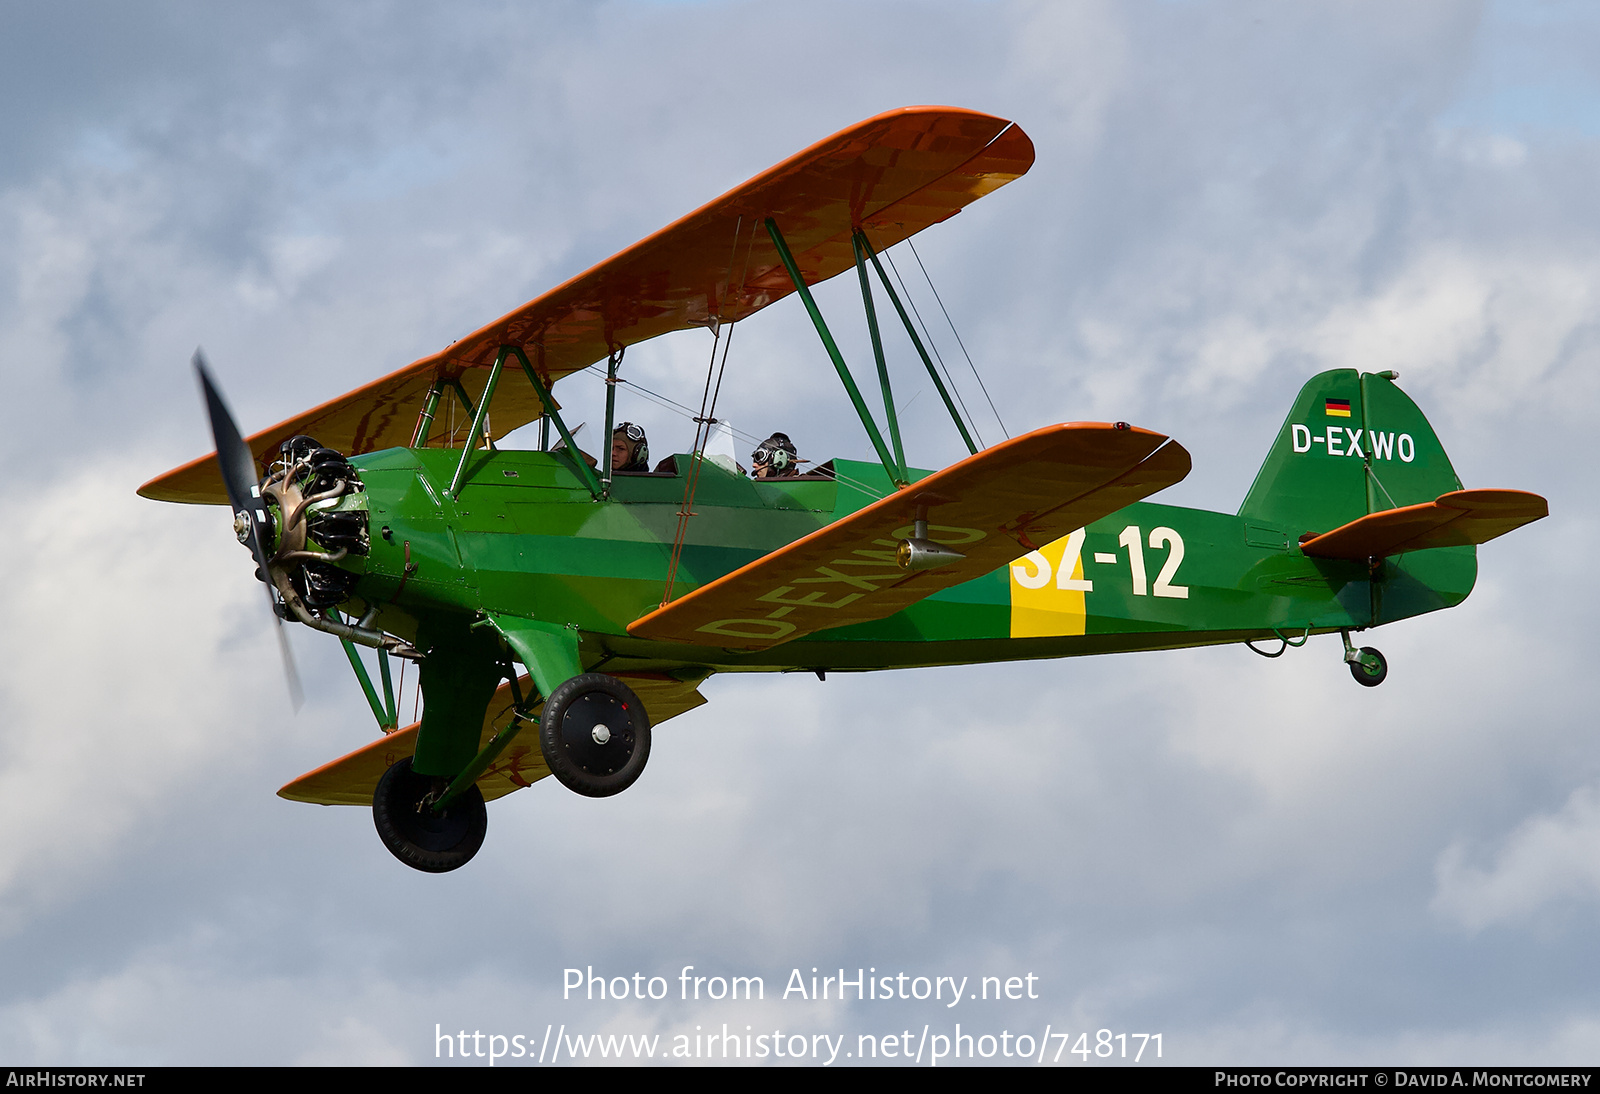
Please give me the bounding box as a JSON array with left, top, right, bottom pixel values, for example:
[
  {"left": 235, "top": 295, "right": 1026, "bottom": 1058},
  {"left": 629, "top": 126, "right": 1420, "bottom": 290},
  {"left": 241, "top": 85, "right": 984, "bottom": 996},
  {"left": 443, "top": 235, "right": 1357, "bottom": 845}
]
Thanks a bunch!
[
  {"left": 628, "top": 423, "right": 1191, "bottom": 650},
  {"left": 1299, "top": 489, "right": 1548, "bottom": 560},
  {"left": 278, "top": 672, "right": 706, "bottom": 806}
]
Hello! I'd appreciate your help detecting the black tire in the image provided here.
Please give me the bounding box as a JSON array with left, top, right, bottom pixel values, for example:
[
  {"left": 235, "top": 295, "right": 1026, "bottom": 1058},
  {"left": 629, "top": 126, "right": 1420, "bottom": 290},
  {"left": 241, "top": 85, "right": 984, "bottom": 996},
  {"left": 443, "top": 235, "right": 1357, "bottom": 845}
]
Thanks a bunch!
[
  {"left": 539, "top": 673, "right": 651, "bottom": 797},
  {"left": 372, "top": 756, "right": 487, "bottom": 873},
  {"left": 1349, "top": 646, "right": 1388, "bottom": 688}
]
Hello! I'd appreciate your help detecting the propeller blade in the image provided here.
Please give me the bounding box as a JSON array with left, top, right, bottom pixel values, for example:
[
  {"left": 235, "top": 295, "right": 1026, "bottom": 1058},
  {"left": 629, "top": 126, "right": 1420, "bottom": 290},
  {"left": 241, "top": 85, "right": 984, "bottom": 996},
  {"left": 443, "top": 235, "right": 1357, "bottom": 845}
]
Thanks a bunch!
[
  {"left": 275, "top": 618, "right": 305, "bottom": 711},
  {"left": 193, "top": 349, "right": 303, "bottom": 711},
  {"left": 193, "top": 351, "right": 256, "bottom": 517}
]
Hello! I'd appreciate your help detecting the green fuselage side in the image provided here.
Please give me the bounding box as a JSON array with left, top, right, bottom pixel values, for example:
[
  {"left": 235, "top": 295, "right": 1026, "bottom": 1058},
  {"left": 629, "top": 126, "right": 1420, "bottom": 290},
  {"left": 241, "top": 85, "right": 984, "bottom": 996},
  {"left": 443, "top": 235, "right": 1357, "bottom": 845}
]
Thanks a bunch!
[{"left": 341, "top": 445, "right": 1476, "bottom": 679}]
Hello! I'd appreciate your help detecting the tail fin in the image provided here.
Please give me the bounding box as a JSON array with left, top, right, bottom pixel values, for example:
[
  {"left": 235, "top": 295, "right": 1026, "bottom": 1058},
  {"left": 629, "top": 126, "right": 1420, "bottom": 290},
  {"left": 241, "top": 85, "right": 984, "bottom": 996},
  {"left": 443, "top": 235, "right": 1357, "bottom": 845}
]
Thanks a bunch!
[{"left": 1238, "top": 369, "right": 1463, "bottom": 537}]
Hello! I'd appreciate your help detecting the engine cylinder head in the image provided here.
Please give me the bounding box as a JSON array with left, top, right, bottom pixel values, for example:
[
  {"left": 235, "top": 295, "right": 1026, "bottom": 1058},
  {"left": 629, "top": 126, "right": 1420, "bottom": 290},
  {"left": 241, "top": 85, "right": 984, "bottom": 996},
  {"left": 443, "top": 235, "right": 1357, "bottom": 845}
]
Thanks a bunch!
[{"left": 258, "top": 435, "right": 370, "bottom": 610}]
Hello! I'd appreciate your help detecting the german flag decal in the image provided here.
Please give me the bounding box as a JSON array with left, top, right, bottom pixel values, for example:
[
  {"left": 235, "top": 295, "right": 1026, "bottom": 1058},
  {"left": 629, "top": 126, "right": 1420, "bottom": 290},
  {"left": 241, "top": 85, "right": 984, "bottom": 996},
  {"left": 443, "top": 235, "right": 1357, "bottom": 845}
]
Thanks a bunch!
[{"left": 1324, "top": 398, "right": 1352, "bottom": 418}]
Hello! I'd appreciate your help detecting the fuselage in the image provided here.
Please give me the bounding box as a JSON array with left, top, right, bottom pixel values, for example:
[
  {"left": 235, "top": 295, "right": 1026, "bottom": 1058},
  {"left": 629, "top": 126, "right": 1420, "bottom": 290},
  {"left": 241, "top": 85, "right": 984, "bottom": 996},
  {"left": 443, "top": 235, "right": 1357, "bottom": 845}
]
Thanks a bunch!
[{"left": 344, "top": 446, "right": 1476, "bottom": 676}]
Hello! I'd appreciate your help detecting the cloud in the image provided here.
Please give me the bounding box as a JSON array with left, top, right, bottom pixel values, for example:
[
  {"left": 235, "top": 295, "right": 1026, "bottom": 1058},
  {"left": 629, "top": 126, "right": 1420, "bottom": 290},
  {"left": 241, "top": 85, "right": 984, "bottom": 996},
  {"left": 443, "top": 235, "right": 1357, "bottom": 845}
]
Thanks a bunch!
[
  {"left": 0, "top": 460, "right": 290, "bottom": 932},
  {"left": 1434, "top": 785, "right": 1600, "bottom": 932}
]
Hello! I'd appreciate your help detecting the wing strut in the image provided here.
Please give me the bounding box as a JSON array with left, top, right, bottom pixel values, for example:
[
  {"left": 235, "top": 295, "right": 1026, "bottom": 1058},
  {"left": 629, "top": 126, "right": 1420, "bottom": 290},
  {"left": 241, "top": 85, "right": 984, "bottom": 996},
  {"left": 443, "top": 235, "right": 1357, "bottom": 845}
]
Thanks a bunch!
[
  {"left": 512, "top": 346, "right": 605, "bottom": 499},
  {"left": 447, "top": 346, "right": 510, "bottom": 496},
  {"left": 340, "top": 635, "right": 399, "bottom": 733},
  {"left": 852, "top": 231, "right": 907, "bottom": 482},
  {"left": 855, "top": 230, "right": 979, "bottom": 457},
  {"left": 601, "top": 345, "right": 624, "bottom": 493},
  {"left": 412, "top": 376, "right": 486, "bottom": 450},
  {"left": 765, "top": 217, "right": 906, "bottom": 487},
  {"left": 411, "top": 380, "right": 444, "bottom": 447},
  {"left": 766, "top": 217, "right": 989, "bottom": 487}
]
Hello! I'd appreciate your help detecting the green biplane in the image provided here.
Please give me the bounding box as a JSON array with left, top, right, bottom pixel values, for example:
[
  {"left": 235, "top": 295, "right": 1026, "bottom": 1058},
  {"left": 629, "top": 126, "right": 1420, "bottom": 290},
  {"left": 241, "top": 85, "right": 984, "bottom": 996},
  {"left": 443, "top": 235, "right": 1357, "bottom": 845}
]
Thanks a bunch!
[{"left": 141, "top": 107, "right": 1548, "bottom": 873}]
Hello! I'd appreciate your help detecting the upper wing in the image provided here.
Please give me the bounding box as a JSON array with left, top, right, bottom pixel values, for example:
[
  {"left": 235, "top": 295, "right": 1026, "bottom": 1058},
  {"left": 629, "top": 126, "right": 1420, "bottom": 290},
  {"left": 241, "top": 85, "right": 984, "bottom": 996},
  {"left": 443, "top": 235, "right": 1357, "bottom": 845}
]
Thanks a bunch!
[
  {"left": 141, "top": 106, "right": 1035, "bottom": 504},
  {"left": 627, "top": 424, "right": 1191, "bottom": 651},
  {"left": 277, "top": 671, "right": 707, "bottom": 806},
  {"left": 1299, "top": 489, "right": 1548, "bottom": 560}
]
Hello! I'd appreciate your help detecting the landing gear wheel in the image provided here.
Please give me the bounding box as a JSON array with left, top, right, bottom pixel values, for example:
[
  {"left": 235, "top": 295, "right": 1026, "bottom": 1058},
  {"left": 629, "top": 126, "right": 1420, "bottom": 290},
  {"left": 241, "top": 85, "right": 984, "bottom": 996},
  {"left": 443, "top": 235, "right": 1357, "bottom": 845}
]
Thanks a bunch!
[
  {"left": 372, "top": 756, "right": 487, "bottom": 873},
  {"left": 1348, "top": 647, "right": 1387, "bottom": 688},
  {"left": 539, "top": 673, "right": 651, "bottom": 797}
]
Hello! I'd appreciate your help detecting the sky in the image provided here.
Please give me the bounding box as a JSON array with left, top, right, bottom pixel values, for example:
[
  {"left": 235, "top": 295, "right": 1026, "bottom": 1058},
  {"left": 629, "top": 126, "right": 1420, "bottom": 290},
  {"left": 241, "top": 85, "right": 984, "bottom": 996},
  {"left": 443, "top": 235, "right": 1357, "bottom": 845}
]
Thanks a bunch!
[{"left": 0, "top": 0, "right": 1597, "bottom": 1067}]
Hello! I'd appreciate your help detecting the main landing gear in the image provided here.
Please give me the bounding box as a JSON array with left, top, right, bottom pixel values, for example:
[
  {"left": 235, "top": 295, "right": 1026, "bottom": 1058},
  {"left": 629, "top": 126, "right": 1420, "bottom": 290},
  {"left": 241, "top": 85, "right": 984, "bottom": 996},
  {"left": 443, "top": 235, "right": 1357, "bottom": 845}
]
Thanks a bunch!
[
  {"left": 370, "top": 672, "right": 651, "bottom": 872},
  {"left": 1341, "top": 630, "right": 1387, "bottom": 688},
  {"left": 373, "top": 757, "right": 488, "bottom": 873},
  {"left": 539, "top": 673, "right": 652, "bottom": 797}
]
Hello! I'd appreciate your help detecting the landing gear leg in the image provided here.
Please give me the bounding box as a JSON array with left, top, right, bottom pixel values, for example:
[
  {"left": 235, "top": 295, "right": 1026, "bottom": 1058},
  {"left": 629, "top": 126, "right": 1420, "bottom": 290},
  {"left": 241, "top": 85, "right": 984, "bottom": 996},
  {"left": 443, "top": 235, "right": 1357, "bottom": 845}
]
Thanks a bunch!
[{"left": 1341, "top": 630, "right": 1387, "bottom": 688}]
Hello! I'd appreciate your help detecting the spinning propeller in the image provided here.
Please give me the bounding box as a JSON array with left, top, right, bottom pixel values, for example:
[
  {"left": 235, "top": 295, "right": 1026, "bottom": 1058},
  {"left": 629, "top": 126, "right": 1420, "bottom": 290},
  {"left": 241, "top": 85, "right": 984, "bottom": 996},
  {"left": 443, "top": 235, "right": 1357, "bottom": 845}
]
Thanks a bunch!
[{"left": 193, "top": 349, "right": 304, "bottom": 709}]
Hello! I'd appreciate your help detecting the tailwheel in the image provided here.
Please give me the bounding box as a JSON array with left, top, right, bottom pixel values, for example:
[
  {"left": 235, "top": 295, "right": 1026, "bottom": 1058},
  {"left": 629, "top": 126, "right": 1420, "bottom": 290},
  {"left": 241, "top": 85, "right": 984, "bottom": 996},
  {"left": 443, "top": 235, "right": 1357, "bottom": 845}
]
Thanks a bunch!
[
  {"left": 1343, "top": 637, "right": 1388, "bottom": 688},
  {"left": 539, "top": 673, "right": 651, "bottom": 797},
  {"left": 373, "top": 757, "right": 487, "bottom": 873}
]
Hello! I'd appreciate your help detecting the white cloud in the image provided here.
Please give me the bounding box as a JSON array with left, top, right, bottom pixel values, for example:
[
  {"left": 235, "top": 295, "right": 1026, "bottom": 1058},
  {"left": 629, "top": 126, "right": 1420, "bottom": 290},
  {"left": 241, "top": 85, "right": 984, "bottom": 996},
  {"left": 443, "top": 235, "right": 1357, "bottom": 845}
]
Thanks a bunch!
[{"left": 0, "top": 462, "right": 290, "bottom": 931}]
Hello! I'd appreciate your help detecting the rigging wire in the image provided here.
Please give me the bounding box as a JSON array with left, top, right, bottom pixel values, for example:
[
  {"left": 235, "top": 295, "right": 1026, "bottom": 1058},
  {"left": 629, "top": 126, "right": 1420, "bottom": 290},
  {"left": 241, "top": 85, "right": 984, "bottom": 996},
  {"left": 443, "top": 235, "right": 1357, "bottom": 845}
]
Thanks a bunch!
[
  {"left": 883, "top": 248, "right": 985, "bottom": 449},
  {"left": 906, "top": 237, "right": 1009, "bottom": 440},
  {"left": 661, "top": 216, "right": 750, "bottom": 607},
  {"left": 661, "top": 322, "right": 735, "bottom": 606}
]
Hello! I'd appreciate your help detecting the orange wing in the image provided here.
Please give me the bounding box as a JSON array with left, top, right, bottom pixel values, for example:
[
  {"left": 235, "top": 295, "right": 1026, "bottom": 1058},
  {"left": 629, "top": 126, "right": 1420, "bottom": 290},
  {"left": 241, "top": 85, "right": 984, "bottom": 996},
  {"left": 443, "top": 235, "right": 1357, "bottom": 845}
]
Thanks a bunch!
[
  {"left": 277, "top": 672, "right": 706, "bottom": 806},
  {"left": 141, "top": 107, "right": 1035, "bottom": 504},
  {"left": 628, "top": 424, "right": 1191, "bottom": 650},
  {"left": 1299, "top": 489, "right": 1548, "bottom": 560}
]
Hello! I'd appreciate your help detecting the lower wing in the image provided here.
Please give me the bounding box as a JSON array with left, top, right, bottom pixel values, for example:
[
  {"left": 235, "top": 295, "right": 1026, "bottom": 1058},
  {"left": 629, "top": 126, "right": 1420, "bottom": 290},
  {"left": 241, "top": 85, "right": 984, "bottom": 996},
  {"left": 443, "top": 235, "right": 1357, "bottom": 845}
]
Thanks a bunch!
[{"left": 628, "top": 422, "right": 1190, "bottom": 650}]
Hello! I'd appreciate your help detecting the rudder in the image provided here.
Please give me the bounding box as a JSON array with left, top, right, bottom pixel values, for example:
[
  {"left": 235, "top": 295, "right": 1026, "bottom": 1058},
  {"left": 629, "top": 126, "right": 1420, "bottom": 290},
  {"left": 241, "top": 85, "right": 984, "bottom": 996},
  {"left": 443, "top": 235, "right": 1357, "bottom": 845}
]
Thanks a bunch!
[{"left": 1238, "top": 369, "right": 1463, "bottom": 538}]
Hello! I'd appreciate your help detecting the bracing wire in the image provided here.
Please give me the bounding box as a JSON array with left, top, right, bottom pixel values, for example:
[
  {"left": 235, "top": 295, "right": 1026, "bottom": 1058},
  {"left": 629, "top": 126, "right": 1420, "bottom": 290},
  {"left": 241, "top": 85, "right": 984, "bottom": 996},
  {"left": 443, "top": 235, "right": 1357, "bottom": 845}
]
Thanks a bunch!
[
  {"left": 661, "top": 216, "right": 752, "bottom": 607},
  {"left": 661, "top": 334, "right": 724, "bottom": 603},
  {"left": 906, "top": 237, "right": 1008, "bottom": 439},
  {"left": 662, "top": 319, "right": 737, "bottom": 605},
  {"left": 883, "top": 248, "right": 985, "bottom": 449}
]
